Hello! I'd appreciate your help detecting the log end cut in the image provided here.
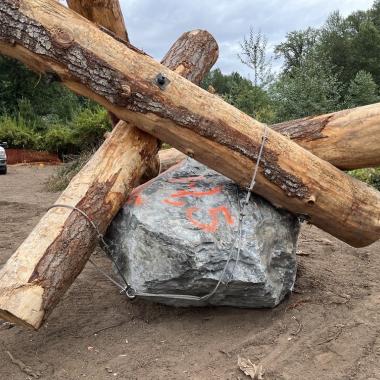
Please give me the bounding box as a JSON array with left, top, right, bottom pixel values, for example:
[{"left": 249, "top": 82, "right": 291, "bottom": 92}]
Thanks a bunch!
[{"left": 0, "top": 284, "right": 44, "bottom": 329}]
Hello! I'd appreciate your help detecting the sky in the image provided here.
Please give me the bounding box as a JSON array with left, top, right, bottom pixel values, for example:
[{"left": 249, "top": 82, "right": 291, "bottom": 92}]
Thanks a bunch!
[{"left": 65, "top": 0, "right": 375, "bottom": 77}]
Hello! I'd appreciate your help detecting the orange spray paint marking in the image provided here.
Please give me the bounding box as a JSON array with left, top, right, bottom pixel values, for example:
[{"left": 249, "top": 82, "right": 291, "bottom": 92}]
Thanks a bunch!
[
  {"left": 163, "top": 199, "right": 186, "bottom": 207},
  {"left": 127, "top": 193, "right": 144, "bottom": 206},
  {"left": 171, "top": 186, "right": 222, "bottom": 199},
  {"left": 186, "top": 206, "right": 235, "bottom": 233},
  {"left": 127, "top": 187, "right": 145, "bottom": 206}
]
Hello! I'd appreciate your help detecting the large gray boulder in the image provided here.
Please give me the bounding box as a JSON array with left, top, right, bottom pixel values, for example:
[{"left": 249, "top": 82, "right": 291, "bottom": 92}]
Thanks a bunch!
[{"left": 106, "top": 159, "right": 300, "bottom": 308}]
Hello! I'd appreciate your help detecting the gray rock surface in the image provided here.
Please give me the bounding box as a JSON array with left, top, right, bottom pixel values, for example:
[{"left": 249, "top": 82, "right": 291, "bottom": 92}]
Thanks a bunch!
[{"left": 106, "top": 159, "right": 300, "bottom": 308}]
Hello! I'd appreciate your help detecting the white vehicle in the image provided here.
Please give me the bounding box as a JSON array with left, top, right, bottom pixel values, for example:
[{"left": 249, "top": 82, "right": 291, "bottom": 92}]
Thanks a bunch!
[{"left": 0, "top": 143, "right": 7, "bottom": 175}]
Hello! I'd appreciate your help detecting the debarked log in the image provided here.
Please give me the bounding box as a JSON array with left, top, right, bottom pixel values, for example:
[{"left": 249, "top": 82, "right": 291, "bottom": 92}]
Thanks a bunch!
[
  {"left": 0, "top": 1, "right": 379, "bottom": 247},
  {"left": 0, "top": 123, "right": 158, "bottom": 329},
  {"left": 66, "top": 0, "right": 380, "bottom": 171},
  {"left": 67, "top": 0, "right": 129, "bottom": 41},
  {"left": 0, "top": 7, "right": 219, "bottom": 329}
]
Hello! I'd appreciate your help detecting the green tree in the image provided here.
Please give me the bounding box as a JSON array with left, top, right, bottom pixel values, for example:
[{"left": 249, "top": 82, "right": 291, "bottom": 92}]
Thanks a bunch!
[
  {"left": 344, "top": 70, "right": 379, "bottom": 108},
  {"left": 274, "top": 28, "right": 319, "bottom": 73},
  {"left": 0, "top": 56, "right": 79, "bottom": 121},
  {"left": 202, "top": 69, "right": 275, "bottom": 123},
  {"left": 270, "top": 52, "right": 342, "bottom": 122}
]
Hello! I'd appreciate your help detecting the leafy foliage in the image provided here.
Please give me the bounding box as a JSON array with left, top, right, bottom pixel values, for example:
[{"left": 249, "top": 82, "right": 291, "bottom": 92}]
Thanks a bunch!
[
  {"left": 344, "top": 70, "right": 379, "bottom": 108},
  {"left": 0, "top": 115, "right": 39, "bottom": 149},
  {"left": 0, "top": 56, "right": 110, "bottom": 156},
  {"left": 349, "top": 168, "right": 380, "bottom": 190},
  {"left": 202, "top": 69, "right": 275, "bottom": 123},
  {"left": 270, "top": 52, "right": 342, "bottom": 122},
  {"left": 0, "top": 106, "right": 111, "bottom": 156},
  {"left": 274, "top": 28, "right": 319, "bottom": 73}
]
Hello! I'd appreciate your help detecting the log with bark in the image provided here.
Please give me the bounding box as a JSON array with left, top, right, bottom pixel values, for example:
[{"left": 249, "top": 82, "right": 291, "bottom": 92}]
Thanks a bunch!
[
  {"left": 0, "top": 0, "right": 379, "bottom": 250},
  {"left": 160, "top": 101, "right": 380, "bottom": 172},
  {"left": 0, "top": 7, "right": 219, "bottom": 330},
  {"left": 158, "top": 148, "right": 187, "bottom": 172},
  {"left": 66, "top": 1, "right": 380, "bottom": 172},
  {"left": 272, "top": 104, "right": 380, "bottom": 170}
]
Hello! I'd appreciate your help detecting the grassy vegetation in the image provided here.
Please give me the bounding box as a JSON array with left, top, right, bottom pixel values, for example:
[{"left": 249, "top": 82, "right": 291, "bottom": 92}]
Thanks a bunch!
[
  {"left": 349, "top": 168, "right": 380, "bottom": 190},
  {"left": 45, "top": 150, "right": 95, "bottom": 192},
  {"left": 0, "top": 106, "right": 111, "bottom": 157}
]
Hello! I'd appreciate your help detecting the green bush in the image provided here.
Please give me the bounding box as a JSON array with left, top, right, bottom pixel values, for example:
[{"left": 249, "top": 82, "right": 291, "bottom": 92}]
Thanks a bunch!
[
  {"left": 44, "top": 126, "right": 75, "bottom": 154},
  {"left": 70, "top": 106, "right": 111, "bottom": 150},
  {"left": 349, "top": 168, "right": 380, "bottom": 190},
  {"left": 0, "top": 105, "right": 111, "bottom": 155},
  {"left": 0, "top": 115, "right": 39, "bottom": 149}
]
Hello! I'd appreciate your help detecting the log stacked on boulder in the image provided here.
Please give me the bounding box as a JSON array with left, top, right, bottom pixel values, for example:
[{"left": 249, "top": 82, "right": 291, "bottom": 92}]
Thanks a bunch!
[
  {"left": 159, "top": 103, "right": 380, "bottom": 171},
  {"left": 0, "top": 0, "right": 379, "bottom": 330},
  {"left": 0, "top": 7, "right": 219, "bottom": 329},
  {"left": 0, "top": 0, "right": 379, "bottom": 248}
]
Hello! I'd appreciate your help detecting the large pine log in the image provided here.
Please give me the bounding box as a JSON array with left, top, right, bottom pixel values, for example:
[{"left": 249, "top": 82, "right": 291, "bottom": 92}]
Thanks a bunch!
[
  {"left": 0, "top": 0, "right": 379, "bottom": 250},
  {"left": 66, "top": 0, "right": 162, "bottom": 179},
  {"left": 66, "top": 0, "right": 129, "bottom": 41},
  {"left": 272, "top": 104, "right": 380, "bottom": 170},
  {"left": 160, "top": 102, "right": 380, "bottom": 172},
  {"left": 0, "top": 125, "right": 158, "bottom": 329},
  {"left": 0, "top": 22, "right": 219, "bottom": 330}
]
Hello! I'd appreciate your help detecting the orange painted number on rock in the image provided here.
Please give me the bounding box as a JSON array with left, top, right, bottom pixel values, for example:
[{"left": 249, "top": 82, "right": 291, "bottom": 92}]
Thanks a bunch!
[
  {"left": 170, "top": 186, "right": 221, "bottom": 199},
  {"left": 186, "top": 206, "right": 234, "bottom": 233}
]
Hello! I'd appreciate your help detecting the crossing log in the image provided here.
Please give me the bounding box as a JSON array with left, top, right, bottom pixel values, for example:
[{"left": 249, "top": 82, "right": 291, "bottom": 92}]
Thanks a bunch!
[
  {"left": 160, "top": 103, "right": 380, "bottom": 172},
  {"left": 67, "top": 0, "right": 129, "bottom": 41},
  {"left": 0, "top": 0, "right": 219, "bottom": 329},
  {"left": 0, "top": 0, "right": 379, "bottom": 250},
  {"left": 272, "top": 104, "right": 380, "bottom": 170}
]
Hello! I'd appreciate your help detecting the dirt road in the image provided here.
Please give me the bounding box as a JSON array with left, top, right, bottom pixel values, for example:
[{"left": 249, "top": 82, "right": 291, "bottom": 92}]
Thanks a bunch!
[{"left": 1, "top": 165, "right": 380, "bottom": 379}]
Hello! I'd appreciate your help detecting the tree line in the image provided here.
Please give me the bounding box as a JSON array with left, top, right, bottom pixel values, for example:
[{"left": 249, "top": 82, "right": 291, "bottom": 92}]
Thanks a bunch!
[{"left": 203, "top": 1, "right": 380, "bottom": 124}]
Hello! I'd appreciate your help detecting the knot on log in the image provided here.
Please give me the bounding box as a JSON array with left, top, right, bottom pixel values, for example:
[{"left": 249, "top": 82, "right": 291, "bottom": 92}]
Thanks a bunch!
[{"left": 51, "top": 26, "right": 74, "bottom": 49}]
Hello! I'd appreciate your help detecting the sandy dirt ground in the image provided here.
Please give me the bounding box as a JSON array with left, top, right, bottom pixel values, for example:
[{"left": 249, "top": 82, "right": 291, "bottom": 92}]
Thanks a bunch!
[{"left": 0, "top": 165, "right": 380, "bottom": 380}]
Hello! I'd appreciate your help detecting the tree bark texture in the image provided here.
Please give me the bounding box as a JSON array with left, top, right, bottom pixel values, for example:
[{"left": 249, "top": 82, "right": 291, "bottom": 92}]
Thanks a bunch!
[
  {"left": 272, "top": 104, "right": 380, "bottom": 170},
  {"left": 0, "top": 0, "right": 379, "bottom": 250},
  {"left": 0, "top": 3, "right": 219, "bottom": 329}
]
